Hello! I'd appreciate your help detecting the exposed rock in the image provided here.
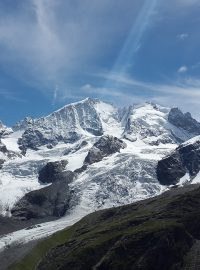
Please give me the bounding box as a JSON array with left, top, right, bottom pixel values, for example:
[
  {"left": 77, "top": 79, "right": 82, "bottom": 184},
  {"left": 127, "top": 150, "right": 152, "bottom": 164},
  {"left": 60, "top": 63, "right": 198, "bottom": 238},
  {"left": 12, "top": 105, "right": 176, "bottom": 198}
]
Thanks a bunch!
[
  {"left": 74, "top": 164, "right": 88, "bottom": 174},
  {"left": 18, "top": 128, "right": 58, "bottom": 153},
  {"left": 168, "top": 108, "right": 200, "bottom": 135},
  {"left": 11, "top": 171, "right": 75, "bottom": 220},
  {"left": 17, "top": 98, "right": 104, "bottom": 151},
  {"left": 157, "top": 152, "right": 186, "bottom": 185},
  {"left": 0, "top": 159, "right": 5, "bottom": 169},
  {"left": 38, "top": 160, "right": 69, "bottom": 184},
  {"left": 0, "top": 121, "right": 13, "bottom": 137},
  {"left": 13, "top": 117, "right": 34, "bottom": 132},
  {"left": 84, "top": 135, "right": 126, "bottom": 165},
  {"left": 157, "top": 137, "right": 200, "bottom": 185},
  {"left": 122, "top": 103, "right": 176, "bottom": 146}
]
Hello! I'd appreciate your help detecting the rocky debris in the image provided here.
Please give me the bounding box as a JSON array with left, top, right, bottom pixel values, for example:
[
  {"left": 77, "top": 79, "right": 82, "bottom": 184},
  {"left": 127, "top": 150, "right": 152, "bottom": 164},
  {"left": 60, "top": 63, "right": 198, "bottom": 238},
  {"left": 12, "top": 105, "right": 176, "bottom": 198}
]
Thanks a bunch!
[
  {"left": 11, "top": 171, "right": 75, "bottom": 220},
  {"left": 168, "top": 108, "right": 200, "bottom": 135},
  {"left": 38, "top": 160, "right": 69, "bottom": 184},
  {"left": 157, "top": 138, "right": 200, "bottom": 185},
  {"left": 84, "top": 135, "right": 126, "bottom": 165}
]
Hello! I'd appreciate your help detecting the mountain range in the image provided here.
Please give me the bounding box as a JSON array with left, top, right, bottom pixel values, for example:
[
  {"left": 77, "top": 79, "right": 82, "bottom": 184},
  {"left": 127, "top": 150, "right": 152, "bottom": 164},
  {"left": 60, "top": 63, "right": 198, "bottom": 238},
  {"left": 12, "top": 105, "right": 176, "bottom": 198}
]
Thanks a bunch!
[{"left": 1, "top": 98, "right": 200, "bottom": 269}]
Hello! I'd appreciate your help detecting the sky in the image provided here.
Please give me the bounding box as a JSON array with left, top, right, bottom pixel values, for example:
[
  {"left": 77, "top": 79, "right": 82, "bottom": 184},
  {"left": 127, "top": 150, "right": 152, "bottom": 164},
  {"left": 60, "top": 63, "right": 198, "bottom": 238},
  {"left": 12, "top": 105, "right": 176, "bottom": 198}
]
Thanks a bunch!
[{"left": 0, "top": 0, "right": 200, "bottom": 125}]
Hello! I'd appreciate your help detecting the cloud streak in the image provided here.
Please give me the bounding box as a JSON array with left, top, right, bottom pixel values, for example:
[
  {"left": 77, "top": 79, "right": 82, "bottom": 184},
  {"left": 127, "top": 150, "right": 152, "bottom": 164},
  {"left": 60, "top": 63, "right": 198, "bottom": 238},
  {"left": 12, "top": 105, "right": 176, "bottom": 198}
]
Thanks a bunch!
[
  {"left": 88, "top": 72, "right": 200, "bottom": 118},
  {"left": 109, "top": 0, "right": 160, "bottom": 76}
]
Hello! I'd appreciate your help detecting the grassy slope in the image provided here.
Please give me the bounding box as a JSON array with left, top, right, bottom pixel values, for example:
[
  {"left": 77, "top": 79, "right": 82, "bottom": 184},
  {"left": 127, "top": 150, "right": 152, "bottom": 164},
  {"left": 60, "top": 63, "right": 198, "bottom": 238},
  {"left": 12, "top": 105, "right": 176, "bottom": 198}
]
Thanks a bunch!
[{"left": 10, "top": 184, "right": 200, "bottom": 270}]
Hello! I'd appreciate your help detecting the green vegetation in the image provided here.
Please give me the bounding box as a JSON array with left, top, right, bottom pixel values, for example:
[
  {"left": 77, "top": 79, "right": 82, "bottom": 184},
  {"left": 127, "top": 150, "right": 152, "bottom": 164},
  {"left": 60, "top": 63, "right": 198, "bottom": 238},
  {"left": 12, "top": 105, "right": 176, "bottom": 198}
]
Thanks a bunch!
[
  {"left": 9, "top": 227, "right": 75, "bottom": 270},
  {"left": 10, "top": 185, "right": 200, "bottom": 270}
]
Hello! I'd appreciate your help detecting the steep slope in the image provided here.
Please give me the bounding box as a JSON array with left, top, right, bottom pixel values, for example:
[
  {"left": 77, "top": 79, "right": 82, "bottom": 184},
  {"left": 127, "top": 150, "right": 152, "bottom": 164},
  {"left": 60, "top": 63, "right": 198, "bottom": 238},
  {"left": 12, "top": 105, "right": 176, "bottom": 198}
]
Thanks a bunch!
[
  {"left": 157, "top": 135, "right": 200, "bottom": 185},
  {"left": 10, "top": 184, "right": 200, "bottom": 270},
  {"left": 123, "top": 103, "right": 197, "bottom": 145},
  {"left": 17, "top": 98, "right": 122, "bottom": 152}
]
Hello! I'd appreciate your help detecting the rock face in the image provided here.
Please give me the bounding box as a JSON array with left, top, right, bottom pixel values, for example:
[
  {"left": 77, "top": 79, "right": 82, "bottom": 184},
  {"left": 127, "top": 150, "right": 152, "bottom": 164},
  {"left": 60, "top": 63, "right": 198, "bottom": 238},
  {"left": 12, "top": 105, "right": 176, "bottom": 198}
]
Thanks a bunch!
[
  {"left": 157, "top": 152, "right": 186, "bottom": 185},
  {"left": 123, "top": 103, "right": 200, "bottom": 145},
  {"left": 84, "top": 135, "right": 126, "bottom": 165},
  {"left": 13, "top": 117, "right": 34, "bottom": 132},
  {"left": 17, "top": 98, "right": 104, "bottom": 151},
  {"left": 11, "top": 171, "right": 75, "bottom": 220},
  {"left": 18, "top": 128, "right": 53, "bottom": 152},
  {"left": 0, "top": 121, "right": 12, "bottom": 137},
  {"left": 168, "top": 108, "right": 200, "bottom": 135},
  {"left": 157, "top": 137, "right": 200, "bottom": 185},
  {"left": 38, "top": 160, "right": 68, "bottom": 184}
]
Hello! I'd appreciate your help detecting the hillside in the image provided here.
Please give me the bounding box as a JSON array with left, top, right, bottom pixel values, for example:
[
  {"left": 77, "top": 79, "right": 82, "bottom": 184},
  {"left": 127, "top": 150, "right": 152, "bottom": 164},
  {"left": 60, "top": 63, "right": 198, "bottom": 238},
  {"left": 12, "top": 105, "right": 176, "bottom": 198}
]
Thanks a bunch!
[{"left": 10, "top": 184, "right": 200, "bottom": 270}]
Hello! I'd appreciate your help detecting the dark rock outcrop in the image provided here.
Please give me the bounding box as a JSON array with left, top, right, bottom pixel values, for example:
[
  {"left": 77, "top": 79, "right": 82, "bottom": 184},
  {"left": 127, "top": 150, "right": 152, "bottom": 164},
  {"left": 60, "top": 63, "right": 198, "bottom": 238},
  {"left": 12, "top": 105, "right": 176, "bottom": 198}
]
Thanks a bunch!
[
  {"left": 157, "top": 152, "right": 186, "bottom": 185},
  {"left": 168, "top": 108, "right": 200, "bottom": 135},
  {"left": 18, "top": 128, "right": 57, "bottom": 153},
  {"left": 38, "top": 160, "right": 68, "bottom": 184},
  {"left": 84, "top": 135, "right": 126, "bottom": 165},
  {"left": 11, "top": 171, "right": 75, "bottom": 220},
  {"left": 157, "top": 138, "right": 200, "bottom": 185}
]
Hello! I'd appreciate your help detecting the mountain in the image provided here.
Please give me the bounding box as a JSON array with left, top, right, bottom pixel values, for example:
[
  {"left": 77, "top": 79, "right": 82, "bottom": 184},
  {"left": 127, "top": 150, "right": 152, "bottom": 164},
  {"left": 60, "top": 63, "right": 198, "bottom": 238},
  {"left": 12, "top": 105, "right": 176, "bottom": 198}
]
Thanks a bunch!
[
  {"left": 0, "top": 98, "right": 200, "bottom": 259},
  {"left": 9, "top": 99, "right": 200, "bottom": 152},
  {"left": 10, "top": 184, "right": 200, "bottom": 270}
]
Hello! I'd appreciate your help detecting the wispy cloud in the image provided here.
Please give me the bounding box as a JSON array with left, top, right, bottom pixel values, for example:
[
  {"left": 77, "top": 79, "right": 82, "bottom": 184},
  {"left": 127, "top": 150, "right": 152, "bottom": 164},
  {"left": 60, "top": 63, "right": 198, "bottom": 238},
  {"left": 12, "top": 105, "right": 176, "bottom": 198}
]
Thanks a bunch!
[
  {"left": 178, "top": 66, "right": 188, "bottom": 73},
  {"left": 177, "top": 33, "right": 189, "bottom": 40},
  {"left": 0, "top": 0, "right": 145, "bottom": 97},
  {"left": 81, "top": 84, "right": 143, "bottom": 105},
  {"left": 52, "top": 84, "right": 59, "bottom": 106},
  {"left": 99, "top": 72, "right": 200, "bottom": 98},
  {"left": 88, "top": 72, "right": 200, "bottom": 118},
  {"left": 108, "top": 0, "right": 159, "bottom": 77},
  {"left": 0, "top": 89, "right": 26, "bottom": 103}
]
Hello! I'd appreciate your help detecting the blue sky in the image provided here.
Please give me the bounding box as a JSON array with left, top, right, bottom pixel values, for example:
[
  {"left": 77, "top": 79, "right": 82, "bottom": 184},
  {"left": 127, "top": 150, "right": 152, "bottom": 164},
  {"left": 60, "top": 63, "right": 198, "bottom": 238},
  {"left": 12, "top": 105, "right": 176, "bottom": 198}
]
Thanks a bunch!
[{"left": 0, "top": 0, "right": 200, "bottom": 125}]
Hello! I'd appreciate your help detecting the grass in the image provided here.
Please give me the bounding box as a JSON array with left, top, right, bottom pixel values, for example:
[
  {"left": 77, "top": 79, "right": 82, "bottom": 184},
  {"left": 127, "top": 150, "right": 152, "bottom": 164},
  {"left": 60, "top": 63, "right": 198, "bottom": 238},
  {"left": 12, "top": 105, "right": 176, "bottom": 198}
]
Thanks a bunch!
[{"left": 10, "top": 185, "right": 200, "bottom": 270}]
